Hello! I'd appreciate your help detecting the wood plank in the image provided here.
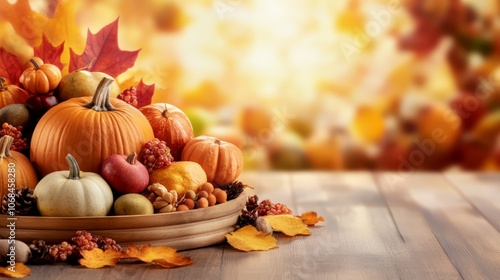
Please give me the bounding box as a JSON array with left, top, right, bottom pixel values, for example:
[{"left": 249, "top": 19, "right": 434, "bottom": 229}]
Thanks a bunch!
[
  {"left": 375, "top": 173, "right": 463, "bottom": 279},
  {"left": 288, "top": 172, "right": 456, "bottom": 280},
  {"left": 388, "top": 172, "right": 500, "bottom": 280},
  {"left": 444, "top": 172, "right": 500, "bottom": 232}
]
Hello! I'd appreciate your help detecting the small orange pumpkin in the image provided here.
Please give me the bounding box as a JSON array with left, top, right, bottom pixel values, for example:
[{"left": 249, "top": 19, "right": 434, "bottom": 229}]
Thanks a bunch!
[
  {"left": 0, "top": 77, "right": 30, "bottom": 109},
  {"left": 0, "top": 135, "right": 38, "bottom": 198},
  {"left": 181, "top": 135, "right": 243, "bottom": 186},
  {"left": 30, "top": 77, "right": 154, "bottom": 177},
  {"left": 19, "top": 57, "right": 62, "bottom": 95}
]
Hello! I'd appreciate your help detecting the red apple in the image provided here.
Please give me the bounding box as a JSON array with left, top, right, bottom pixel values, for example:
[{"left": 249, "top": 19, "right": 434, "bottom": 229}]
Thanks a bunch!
[
  {"left": 100, "top": 152, "right": 149, "bottom": 194},
  {"left": 25, "top": 93, "right": 60, "bottom": 119}
]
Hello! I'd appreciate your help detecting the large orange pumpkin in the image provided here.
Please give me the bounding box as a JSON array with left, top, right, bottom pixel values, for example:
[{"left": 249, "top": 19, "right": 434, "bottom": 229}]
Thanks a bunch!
[
  {"left": 0, "top": 135, "right": 38, "bottom": 198},
  {"left": 30, "top": 78, "right": 154, "bottom": 177},
  {"left": 181, "top": 135, "right": 243, "bottom": 186},
  {"left": 0, "top": 77, "right": 30, "bottom": 109},
  {"left": 140, "top": 103, "right": 194, "bottom": 160},
  {"left": 19, "top": 57, "right": 62, "bottom": 95}
]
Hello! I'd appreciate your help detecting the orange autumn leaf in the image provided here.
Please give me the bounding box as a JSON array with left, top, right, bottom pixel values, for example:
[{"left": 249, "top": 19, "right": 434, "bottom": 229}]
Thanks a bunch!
[
  {"left": 0, "top": 0, "right": 49, "bottom": 47},
  {"left": 225, "top": 225, "right": 277, "bottom": 252},
  {"left": 124, "top": 244, "right": 192, "bottom": 268},
  {"left": 264, "top": 215, "right": 312, "bottom": 236},
  {"left": 300, "top": 211, "right": 325, "bottom": 226},
  {"left": 78, "top": 248, "right": 123, "bottom": 269},
  {"left": 0, "top": 263, "right": 31, "bottom": 278}
]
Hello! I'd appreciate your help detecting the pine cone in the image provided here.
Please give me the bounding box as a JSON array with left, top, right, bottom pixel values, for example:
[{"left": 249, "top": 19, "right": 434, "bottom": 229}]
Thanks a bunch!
[
  {"left": 28, "top": 240, "right": 57, "bottom": 264},
  {"left": 246, "top": 195, "right": 259, "bottom": 212},
  {"left": 219, "top": 181, "right": 245, "bottom": 201},
  {"left": 236, "top": 195, "right": 260, "bottom": 228},
  {"left": 1, "top": 187, "right": 39, "bottom": 216},
  {"left": 237, "top": 209, "right": 258, "bottom": 228}
]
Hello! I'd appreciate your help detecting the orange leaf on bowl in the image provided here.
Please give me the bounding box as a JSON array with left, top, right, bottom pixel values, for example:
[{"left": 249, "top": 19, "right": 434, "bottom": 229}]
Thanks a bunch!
[
  {"left": 225, "top": 225, "right": 277, "bottom": 252},
  {"left": 0, "top": 263, "right": 31, "bottom": 278},
  {"left": 78, "top": 248, "right": 123, "bottom": 269},
  {"left": 264, "top": 215, "right": 311, "bottom": 236}
]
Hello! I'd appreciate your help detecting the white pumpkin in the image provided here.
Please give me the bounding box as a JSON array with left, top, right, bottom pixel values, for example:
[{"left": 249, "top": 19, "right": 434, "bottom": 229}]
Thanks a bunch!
[{"left": 34, "top": 154, "right": 114, "bottom": 217}]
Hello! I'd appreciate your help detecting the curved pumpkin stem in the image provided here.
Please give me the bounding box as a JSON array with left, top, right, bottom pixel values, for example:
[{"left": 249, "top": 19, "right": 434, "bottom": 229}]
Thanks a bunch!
[
  {"left": 214, "top": 138, "right": 221, "bottom": 145},
  {"left": 126, "top": 152, "right": 137, "bottom": 165},
  {"left": 66, "top": 154, "right": 81, "bottom": 180},
  {"left": 0, "top": 77, "right": 6, "bottom": 90},
  {"left": 0, "top": 135, "right": 13, "bottom": 158},
  {"left": 29, "top": 58, "right": 41, "bottom": 70},
  {"left": 84, "top": 77, "right": 116, "bottom": 112}
]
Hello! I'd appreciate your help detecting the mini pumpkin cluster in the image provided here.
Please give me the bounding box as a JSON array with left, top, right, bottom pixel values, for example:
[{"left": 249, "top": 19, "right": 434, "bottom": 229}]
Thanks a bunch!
[{"left": 1, "top": 57, "right": 244, "bottom": 217}]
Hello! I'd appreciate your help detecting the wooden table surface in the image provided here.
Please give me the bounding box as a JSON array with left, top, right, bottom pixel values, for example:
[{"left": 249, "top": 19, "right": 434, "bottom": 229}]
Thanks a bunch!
[{"left": 24, "top": 172, "right": 500, "bottom": 280}]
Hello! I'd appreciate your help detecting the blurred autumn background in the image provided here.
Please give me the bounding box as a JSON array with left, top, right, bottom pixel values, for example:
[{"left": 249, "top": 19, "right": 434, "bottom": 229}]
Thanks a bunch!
[{"left": 1, "top": 0, "right": 500, "bottom": 171}]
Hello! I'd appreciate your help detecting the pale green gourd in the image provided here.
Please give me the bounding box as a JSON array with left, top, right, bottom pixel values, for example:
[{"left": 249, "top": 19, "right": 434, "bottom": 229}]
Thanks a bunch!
[{"left": 34, "top": 154, "right": 113, "bottom": 217}]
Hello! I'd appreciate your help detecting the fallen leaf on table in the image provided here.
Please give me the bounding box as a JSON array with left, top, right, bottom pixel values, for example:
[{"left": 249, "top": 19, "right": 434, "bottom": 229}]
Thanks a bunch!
[
  {"left": 0, "top": 263, "right": 31, "bottom": 278},
  {"left": 264, "top": 215, "right": 311, "bottom": 236},
  {"left": 69, "top": 17, "right": 140, "bottom": 77},
  {"left": 225, "top": 225, "right": 277, "bottom": 252},
  {"left": 300, "top": 211, "right": 325, "bottom": 226},
  {"left": 124, "top": 244, "right": 192, "bottom": 268},
  {"left": 78, "top": 248, "right": 123, "bottom": 269}
]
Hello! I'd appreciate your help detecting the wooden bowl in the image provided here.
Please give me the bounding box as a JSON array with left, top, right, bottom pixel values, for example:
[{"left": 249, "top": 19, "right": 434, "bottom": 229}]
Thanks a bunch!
[{"left": 0, "top": 193, "right": 247, "bottom": 251}]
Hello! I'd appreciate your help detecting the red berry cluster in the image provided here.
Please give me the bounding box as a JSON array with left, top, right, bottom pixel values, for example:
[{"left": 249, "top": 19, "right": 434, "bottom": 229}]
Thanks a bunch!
[
  {"left": 45, "top": 230, "right": 122, "bottom": 262},
  {"left": 117, "top": 86, "right": 138, "bottom": 107},
  {"left": 49, "top": 241, "right": 74, "bottom": 262},
  {"left": 139, "top": 138, "right": 174, "bottom": 173},
  {"left": 1, "top": 123, "right": 28, "bottom": 152},
  {"left": 256, "top": 199, "right": 293, "bottom": 216}
]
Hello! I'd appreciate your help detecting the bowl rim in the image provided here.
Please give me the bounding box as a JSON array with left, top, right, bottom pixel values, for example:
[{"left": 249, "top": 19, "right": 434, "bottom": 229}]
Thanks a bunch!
[{"left": 0, "top": 193, "right": 248, "bottom": 230}]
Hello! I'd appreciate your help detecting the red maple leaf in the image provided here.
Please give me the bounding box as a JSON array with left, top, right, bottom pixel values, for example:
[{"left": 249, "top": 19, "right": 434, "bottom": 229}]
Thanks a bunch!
[
  {"left": 0, "top": 48, "right": 24, "bottom": 86},
  {"left": 136, "top": 79, "right": 155, "bottom": 108},
  {"left": 34, "top": 35, "right": 65, "bottom": 70},
  {"left": 69, "top": 17, "right": 140, "bottom": 78}
]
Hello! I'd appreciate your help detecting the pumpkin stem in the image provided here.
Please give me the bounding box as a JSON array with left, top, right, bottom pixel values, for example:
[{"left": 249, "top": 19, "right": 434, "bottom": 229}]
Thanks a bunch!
[
  {"left": 0, "top": 135, "right": 13, "bottom": 158},
  {"left": 66, "top": 154, "right": 81, "bottom": 180},
  {"left": 215, "top": 138, "right": 221, "bottom": 145},
  {"left": 30, "top": 58, "right": 40, "bottom": 70},
  {"left": 84, "top": 77, "right": 116, "bottom": 112},
  {"left": 126, "top": 152, "right": 137, "bottom": 165},
  {"left": 0, "top": 77, "right": 6, "bottom": 90}
]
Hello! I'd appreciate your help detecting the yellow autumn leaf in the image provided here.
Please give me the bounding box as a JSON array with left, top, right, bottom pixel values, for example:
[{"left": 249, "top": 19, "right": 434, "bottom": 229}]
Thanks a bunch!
[
  {"left": 264, "top": 215, "right": 312, "bottom": 236},
  {"left": 78, "top": 248, "right": 123, "bottom": 269},
  {"left": 225, "top": 225, "right": 278, "bottom": 252},
  {"left": 124, "top": 244, "right": 192, "bottom": 268},
  {"left": 0, "top": 263, "right": 31, "bottom": 278},
  {"left": 300, "top": 211, "right": 325, "bottom": 226}
]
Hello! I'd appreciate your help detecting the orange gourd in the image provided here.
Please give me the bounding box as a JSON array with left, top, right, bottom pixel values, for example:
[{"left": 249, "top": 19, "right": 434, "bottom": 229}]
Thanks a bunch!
[
  {"left": 19, "top": 57, "right": 62, "bottom": 95},
  {"left": 0, "top": 77, "right": 30, "bottom": 109},
  {"left": 181, "top": 135, "right": 243, "bottom": 186},
  {"left": 30, "top": 78, "right": 154, "bottom": 177},
  {"left": 140, "top": 103, "right": 194, "bottom": 160},
  {"left": 0, "top": 135, "right": 38, "bottom": 198}
]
